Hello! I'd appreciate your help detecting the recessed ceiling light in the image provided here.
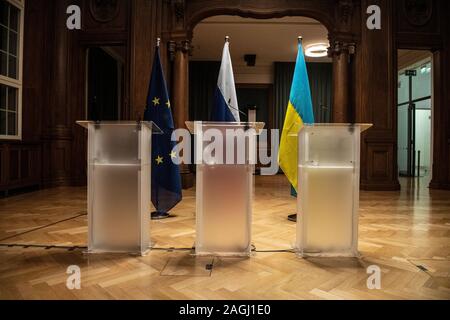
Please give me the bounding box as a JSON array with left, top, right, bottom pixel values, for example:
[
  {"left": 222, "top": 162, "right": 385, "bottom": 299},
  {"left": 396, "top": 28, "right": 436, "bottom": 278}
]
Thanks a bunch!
[
  {"left": 420, "top": 64, "right": 431, "bottom": 74},
  {"left": 305, "top": 43, "right": 329, "bottom": 58}
]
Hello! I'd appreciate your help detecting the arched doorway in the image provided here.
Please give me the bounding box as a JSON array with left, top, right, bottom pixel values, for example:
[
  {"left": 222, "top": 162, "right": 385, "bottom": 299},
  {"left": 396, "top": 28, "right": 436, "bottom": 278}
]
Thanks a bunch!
[
  {"left": 167, "top": 5, "right": 357, "bottom": 188},
  {"left": 168, "top": 4, "right": 356, "bottom": 130},
  {"left": 189, "top": 15, "right": 333, "bottom": 182},
  {"left": 189, "top": 15, "right": 332, "bottom": 126}
]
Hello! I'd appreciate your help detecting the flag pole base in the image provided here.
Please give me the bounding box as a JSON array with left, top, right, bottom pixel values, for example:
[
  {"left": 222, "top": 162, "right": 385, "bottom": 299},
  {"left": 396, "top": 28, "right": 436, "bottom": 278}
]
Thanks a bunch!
[
  {"left": 151, "top": 211, "right": 170, "bottom": 220},
  {"left": 288, "top": 214, "right": 297, "bottom": 222}
]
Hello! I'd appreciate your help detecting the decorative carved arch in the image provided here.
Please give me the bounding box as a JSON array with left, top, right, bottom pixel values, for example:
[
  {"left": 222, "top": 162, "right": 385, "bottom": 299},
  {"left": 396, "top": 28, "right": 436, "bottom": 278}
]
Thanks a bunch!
[
  {"left": 186, "top": 7, "right": 336, "bottom": 37},
  {"left": 168, "top": 0, "right": 358, "bottom": 189}
]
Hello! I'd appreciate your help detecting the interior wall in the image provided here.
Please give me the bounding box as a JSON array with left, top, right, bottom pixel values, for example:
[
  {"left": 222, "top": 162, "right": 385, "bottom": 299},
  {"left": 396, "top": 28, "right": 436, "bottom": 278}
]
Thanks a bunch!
[
  {"left": 2, "top": 0, "right": 450, "bottom": 193},
  {"left": 0, "top": 0, "right": 135, "bottom": 192},
  {"left": 234, "top": 65, "right": 274, "bottom": 84},
  {"left": 0, "top": 0, "right": 49, "bottom": 194},
  {"left": 191, "top": 15, "right": 330, "bottom": 86}
]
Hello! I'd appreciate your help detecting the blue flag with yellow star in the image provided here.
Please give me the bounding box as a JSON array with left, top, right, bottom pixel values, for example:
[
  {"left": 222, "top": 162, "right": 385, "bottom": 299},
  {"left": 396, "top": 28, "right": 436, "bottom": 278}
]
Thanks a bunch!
[{"left": 144, "top": 45, "right": 182, "bottom": 214}]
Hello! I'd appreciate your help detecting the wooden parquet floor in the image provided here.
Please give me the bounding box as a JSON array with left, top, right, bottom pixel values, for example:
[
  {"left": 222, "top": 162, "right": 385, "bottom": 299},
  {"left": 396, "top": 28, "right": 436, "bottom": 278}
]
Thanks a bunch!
[{"left": 0, "top": 175, "right": 449, "bottom": 300}]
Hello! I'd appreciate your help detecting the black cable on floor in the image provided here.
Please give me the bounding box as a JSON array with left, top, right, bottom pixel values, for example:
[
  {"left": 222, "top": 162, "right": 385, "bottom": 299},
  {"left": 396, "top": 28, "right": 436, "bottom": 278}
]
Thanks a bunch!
[
  {"left": 0, "top": 243, "right": 297, "bottom": 255},
  {"left": 0, "top": 212, "right": 87, "bottom": 243},
  {"left": 254, "top": 249, "right": 296, "bottom": 253},
  {"left": 0, "top": 243, "right": 87, "bottom": 250},
  {"left": 151, "top": 247, "right": 193, "bottom": 252},
  {"left": 0, "top": 237, "right": 294, "bottom": 254},
  {"left": 251, "top": 244, "right": 295, "bottom": 253}
]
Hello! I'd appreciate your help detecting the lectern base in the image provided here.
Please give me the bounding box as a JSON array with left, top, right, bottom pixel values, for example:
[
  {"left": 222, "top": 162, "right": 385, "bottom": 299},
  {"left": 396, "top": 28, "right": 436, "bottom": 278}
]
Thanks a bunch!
[
  {"left": 151, "top": 211, "right": 170, "bottom": 220},
  {"left": 288, "top": 214, "right": 297, "bottom": 222}
]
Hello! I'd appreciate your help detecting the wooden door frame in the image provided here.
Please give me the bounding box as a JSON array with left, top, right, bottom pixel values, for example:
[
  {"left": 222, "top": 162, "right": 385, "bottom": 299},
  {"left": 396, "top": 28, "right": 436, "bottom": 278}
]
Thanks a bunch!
[{"left": 394, "top": 46, "right": 445, "bottom": 189}]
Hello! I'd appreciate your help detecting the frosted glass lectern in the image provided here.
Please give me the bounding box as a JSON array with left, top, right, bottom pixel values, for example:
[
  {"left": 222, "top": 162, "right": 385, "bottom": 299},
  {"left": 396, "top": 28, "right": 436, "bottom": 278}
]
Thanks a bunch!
[
  {"left": 186, "top": 121, "right": 265, "bottom": 256},
  {"left": 296, "top": 124, "right": 372, "bottom": 257},
  {"left": 77, "top": 121, "right": 162, "bottom": 255}
]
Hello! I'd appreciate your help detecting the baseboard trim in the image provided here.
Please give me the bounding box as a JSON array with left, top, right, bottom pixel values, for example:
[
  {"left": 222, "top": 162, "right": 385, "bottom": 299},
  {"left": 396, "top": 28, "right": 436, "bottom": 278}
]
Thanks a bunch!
[
  {"left": 429, "top": 180, "right": 450, "bottom": 190},
  {"left": 360, "top": 180, "right": 401, "bottom": 191}
]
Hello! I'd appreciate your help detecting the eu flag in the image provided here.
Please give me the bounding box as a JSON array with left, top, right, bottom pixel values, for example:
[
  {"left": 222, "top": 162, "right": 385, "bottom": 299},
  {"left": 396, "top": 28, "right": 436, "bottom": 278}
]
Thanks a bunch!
[{"left": 144, "top": 44, "right": 182, "bottom": 217}]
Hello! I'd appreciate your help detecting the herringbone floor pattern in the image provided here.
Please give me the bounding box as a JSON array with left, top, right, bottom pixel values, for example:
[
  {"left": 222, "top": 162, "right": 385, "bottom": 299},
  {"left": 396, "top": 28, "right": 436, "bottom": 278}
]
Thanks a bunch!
[{"left": 0, "top": 176, "right": 449, "bottom": 300}]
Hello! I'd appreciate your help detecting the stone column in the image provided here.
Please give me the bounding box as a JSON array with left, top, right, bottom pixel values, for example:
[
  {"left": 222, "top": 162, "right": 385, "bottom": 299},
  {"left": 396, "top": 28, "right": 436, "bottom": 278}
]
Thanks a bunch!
[{"left": 169, "top": 39, "right": 194, "bottom": 189}]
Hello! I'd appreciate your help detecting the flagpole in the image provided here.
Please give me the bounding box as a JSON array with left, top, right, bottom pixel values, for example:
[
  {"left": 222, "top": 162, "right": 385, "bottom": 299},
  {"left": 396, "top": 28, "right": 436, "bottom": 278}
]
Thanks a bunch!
[{"left": 288, "top": 36, "right": 304, "bottom": 223}]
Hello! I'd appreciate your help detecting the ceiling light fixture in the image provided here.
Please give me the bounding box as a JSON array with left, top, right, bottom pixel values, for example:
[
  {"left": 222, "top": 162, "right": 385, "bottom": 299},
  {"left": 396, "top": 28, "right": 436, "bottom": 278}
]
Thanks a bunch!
[
  {"left": 420, "top": 64, "right": 431, "bottom": 74},
  {"left": 305, "top": 43, "right": 329, "bottom": 58}
]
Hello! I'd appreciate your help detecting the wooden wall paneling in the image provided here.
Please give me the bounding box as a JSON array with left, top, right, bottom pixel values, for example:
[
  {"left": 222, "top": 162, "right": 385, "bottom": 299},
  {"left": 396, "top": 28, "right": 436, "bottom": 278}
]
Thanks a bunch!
[
  {"left": 8, "top": 147, "right": 18, "bottom": 182},
  {"left": 448, "top": 39, "right": 450, "bottom": 186},
  {"left": 0, "top": 0, "right": 48, "bottom": 193},
  {"left": 429, "top": 50, "right": 445, "bottom": 189},
  {"left": 40, "top": 0, "right": 72, "bottom": 187},
  {"left": 24, "top": 144, "right": 40, "bottom": 188},
  {"left": 130, "top": 0, "right": 169, "bottom": 121},
  {"left": 1, "top": 0, "right": 448, "bottom": 193},
  {"left": 185, "top": 0, "right": 336, "bottom": 33},
  {"left": 22, "top": 0, "right": 46, "bottom": 143},
  {"left": 178, "top": 0, "right": 341, "bottom": 189},
  {"left": 69, "top": 34, "right": 87, "bottom": 187},
  {"left": 82, "top": 0, "right": 130, "bottom": 33},
  {"left": 0, "top": 146, "right": 4, "bottom": 187},
  {"left": 393, "top": 0, "right": 449, "bottom": 190},
  {"left": 396, "top": 0, "right": 441, "bottom": 49},
  {"left": 357, "top": 0, "right": 400, "bottom": 191},
  {"left": 60, "top": 0, "right": 133, "bottom": 186},
  {"left": 70, "top": 0, "right": 133, "bottom": 185},
  {"left": 429, "top": 1, "right": 450, "bottom": 189},
  {"left": 39, "top": 1, "right": 54, "bottom": 189},
  {"left": 366, "top": 143, "right": 394, "bottom": 182},
  {"left": 0, "top": 143, "right": 41, "bottom": 193},
  {"left": 441, "top": 0, "right": 450, "bottom": 189},
  {"left": 19, "top": 148, "right": 28, "bottom": 182}
]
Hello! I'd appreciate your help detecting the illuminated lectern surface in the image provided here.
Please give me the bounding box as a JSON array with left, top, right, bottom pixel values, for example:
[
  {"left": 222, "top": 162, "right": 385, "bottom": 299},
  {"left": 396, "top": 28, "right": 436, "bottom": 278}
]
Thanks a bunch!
[
  {"left": 296, "top": 123, "right": 372, "bottom": 257},
  {"left": 187, "top": 121, "right": 265, "bottom": 256},
  {"left": 77, "top": 121, "right": 161, "bottom": 255}
]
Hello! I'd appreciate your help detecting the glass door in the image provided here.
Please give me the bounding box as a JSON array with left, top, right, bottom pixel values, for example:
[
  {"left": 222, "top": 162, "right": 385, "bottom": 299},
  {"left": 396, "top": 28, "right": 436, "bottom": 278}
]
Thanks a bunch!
[
  {"left": 397, "top": 60, "right": 432, "bottom": 177},
  {"left": 414, "top": 99, "right": 432, "bottom": 177}
]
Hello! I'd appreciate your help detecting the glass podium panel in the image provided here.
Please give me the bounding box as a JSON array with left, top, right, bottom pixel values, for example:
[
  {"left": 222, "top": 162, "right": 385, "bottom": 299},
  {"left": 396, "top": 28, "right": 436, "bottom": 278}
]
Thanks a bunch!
[
  {"left": 77, "top": 121, "right": 161, "bottom": 255},
  {"left": 186, "top": 121, "right": 265, "bottom": 256},
  {"left": 296, "top": 123, "right": 372, "bottom": 257}
]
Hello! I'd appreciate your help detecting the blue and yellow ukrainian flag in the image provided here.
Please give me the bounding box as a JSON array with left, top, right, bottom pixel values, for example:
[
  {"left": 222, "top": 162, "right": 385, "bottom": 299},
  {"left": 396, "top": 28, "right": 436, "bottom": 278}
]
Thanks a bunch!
[{"left": 279, "top": 38, "right": 315, "bottom": 192}]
